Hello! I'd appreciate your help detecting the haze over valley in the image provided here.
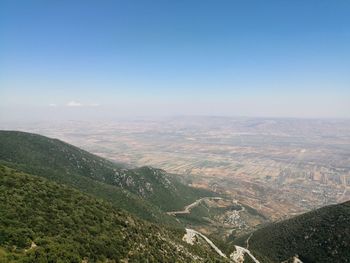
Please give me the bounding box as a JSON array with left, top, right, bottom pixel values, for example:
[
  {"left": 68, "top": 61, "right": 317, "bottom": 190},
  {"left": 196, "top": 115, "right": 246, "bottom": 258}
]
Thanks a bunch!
[{"left": 3, "top": 117, "right": 350, "bottom": 223}]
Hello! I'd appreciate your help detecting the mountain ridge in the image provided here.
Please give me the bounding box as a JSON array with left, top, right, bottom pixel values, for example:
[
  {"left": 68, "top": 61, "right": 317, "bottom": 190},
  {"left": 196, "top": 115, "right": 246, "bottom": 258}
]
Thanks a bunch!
[{"left": 0, "top": 130, "right": 214, "bottom": 224}]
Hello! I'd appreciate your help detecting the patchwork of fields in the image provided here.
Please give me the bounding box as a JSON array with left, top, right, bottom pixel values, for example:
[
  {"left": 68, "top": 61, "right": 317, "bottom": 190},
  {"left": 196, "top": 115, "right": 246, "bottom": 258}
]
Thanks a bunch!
[{"left": 3, "top": 117, "right": 350, "bottom": 220}]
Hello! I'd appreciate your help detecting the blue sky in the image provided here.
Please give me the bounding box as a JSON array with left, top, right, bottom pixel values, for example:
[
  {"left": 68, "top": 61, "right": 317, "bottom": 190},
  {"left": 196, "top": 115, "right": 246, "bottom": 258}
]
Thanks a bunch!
[{"left": 1, "top": 0, "right": 349, "bottom": 120}]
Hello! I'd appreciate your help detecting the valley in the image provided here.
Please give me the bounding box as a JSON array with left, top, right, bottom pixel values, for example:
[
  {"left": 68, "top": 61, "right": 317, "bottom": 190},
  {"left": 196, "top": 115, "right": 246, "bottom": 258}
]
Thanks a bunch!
[
  {"left": 168, "top": 196, "right": 267, "bottom": 239},
  {"left": 4, "top": 117, "right": 350, "bottom": 222},
  {"left": 0, "top": 129, "right": 349, "bottom": 262}
]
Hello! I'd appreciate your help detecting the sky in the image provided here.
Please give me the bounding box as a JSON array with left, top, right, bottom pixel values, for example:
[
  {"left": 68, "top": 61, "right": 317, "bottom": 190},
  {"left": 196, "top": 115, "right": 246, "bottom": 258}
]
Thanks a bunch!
[{"left": 1, "top": 0, "right": 350, "bottom": 121}]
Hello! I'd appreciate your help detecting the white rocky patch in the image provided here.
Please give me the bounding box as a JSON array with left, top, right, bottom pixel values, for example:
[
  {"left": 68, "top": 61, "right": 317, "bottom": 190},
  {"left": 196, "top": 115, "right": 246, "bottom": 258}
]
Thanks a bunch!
[
  {"left": 230, "top": 246, "right": 260, "bottom": 263},
  {"left": 183, "top": 228, "right": 227, "bottom": 258}
]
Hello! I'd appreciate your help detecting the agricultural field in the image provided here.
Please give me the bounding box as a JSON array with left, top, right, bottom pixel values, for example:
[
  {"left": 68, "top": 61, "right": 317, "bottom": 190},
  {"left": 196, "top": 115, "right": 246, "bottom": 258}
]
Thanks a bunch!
[{"left": 3, "top": 117, "right": 350, "bottom": 221}]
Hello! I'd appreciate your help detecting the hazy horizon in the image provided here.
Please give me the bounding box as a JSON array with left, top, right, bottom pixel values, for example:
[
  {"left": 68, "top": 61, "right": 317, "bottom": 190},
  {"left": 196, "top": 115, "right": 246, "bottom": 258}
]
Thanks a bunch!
[{"left": 1, "top": 109, "right": 350, "bottom": 124}]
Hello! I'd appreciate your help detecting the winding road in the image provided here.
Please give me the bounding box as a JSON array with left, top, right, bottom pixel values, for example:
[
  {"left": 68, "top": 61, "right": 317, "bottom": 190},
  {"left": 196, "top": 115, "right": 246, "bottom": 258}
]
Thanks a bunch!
[
  {"left": 167, "top": 197, "right": 223, "bottom": 216},
  {"left": 175, "top": 197, "right": 261, "bottom": 262}
]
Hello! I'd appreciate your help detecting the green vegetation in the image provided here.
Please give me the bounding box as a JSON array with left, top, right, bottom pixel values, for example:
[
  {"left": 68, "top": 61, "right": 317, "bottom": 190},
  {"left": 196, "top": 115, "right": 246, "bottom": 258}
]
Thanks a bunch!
[
  {"left": 131, "top": 166, "right": 215, "bottom": 211},
  {"left": 176, "top": 203, "right": 213, "bottom": 227},
  {"left": 2, "top": 130, "right": 349, "bottom": 262},
  {"left": 0, "top": 165, "right": 226, "bottom": 262},
  {"left": 0, "top": 131, "right": 213, "bottom": 224},
  {"left": 235, "top": 201, "right": 350, "bottom": 263},
  {"left": 0, "top": 160, "right": 177, "bottom": 228}
]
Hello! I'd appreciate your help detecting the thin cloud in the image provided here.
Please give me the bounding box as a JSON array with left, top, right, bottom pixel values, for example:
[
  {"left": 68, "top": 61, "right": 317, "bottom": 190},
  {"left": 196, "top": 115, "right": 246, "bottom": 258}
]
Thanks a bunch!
[
  {"left": 66, "top": 101, "right": 100, "bottom": 107},
  {"left": 49, "top": 103, "right": 57, "bottom": 107},
  {"left": 67, "top": 101, "right": 83, "bottom": 107}
]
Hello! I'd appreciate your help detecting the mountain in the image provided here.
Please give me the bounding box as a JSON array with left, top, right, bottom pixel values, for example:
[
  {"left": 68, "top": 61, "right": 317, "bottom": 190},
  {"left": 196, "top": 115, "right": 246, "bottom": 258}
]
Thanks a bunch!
[
  {"left": 0, "top": 165, "right": 226, "bottom": 262},
  {"left": 233, "top": 201, "right": 350, "bottom": 262},
  {"left": 0, "top": 130, "right": 213, "bottom": 224},
  {"left": 3, "top": 130, "right": 348, "bottom": 262}
]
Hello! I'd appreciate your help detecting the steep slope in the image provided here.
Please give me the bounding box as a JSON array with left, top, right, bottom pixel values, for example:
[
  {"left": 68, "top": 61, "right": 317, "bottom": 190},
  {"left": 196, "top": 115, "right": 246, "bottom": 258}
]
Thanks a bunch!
[
  {"left": 0, "top": 138, "right": 174, "bottom": 226},
  {"left": 0, "top": 165, "right": 227, "bottom": 263},
  {"left": 0, "top": 130, "right": 213, "bottom": 219},
  {"left": 234, "top": 201, "right": 350, "bottom": 262}
]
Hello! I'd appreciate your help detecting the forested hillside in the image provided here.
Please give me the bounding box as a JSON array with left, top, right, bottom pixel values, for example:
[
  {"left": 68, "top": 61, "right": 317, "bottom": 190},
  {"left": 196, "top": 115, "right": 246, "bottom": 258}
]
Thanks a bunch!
[
  {"left": 3, "top": 130, "right": 349, "bottom": 263},
  {"left": 0, "top": 131, "right": 213, "bottom": 224},
  {"left": 0, "top": 165, "right": 226, "bottom": 263},
  {"left": 234, "top": 201, "right": 350, "bottom": 262}
]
